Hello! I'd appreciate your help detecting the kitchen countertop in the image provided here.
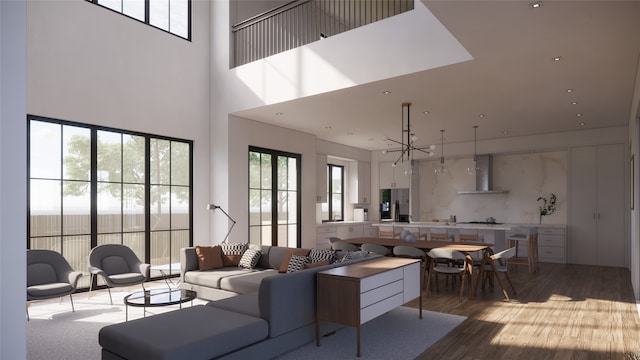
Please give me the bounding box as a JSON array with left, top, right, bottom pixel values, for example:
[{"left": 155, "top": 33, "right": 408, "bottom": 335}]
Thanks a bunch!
[
  {"left": 316, "top": 221, "right": 374, "bottom": 227},
  {"left": 371, "top": 222, "right": 566, "bottom": 230}
]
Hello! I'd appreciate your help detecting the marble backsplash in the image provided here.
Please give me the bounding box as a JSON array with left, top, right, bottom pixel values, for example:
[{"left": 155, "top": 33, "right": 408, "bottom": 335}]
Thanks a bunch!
[{"left": 416, "top": 151, "right": 567, "bottom": 225}]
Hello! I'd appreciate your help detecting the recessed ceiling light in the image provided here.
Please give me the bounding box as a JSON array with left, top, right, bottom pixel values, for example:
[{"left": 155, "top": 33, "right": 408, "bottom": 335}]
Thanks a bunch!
[
  {"left": 275, "top": 112, "right": 283, "bottom": 116},
  {"left": 478, "top": 114, "right": 485, "bottom": 118},
  {"left": 502, "top": 130, "right": 509, "bottom": 135},
  {"left": 579, "top": 122, "right": 586, "bottom": 126},
  {"left": 530, "top": 1, "right": 543, "bottom": 9},
  {"left": 325, "top": 125, "right": 332, "bottom": 129},
  {"left": 576, "top": 113, "right": 582, "bottom": 117},
  {"left": 423, "top": 111, "right": 430, "bottom": 115},
  {"left": 571, "top": 101, "right": 578, "bottom": 105},
  {"left": 382, "top": 91, "right": 391, "bottom": 95},
  {"left": 566, "top": 88, "right": 574, "bottom": 93},
  {"left": 552, "top": 56, "right": 562, "bottom": 62}
]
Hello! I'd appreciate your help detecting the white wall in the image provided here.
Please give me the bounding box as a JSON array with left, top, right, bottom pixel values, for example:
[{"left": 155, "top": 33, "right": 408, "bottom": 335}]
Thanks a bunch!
[
  {"left": 27, "top": 0, "right": 211, "bottom": 243},
  {"left": 1, "top": 0, "right": 27, "bottom": 358},
  {"left": 227, "top": 115, "right": 318, "bottom": 248}
]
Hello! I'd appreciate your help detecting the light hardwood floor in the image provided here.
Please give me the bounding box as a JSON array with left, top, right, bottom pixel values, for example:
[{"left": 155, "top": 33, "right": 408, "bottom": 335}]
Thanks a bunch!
[{"left": 407, "top": 262, "right": 640, "bottom": 359}]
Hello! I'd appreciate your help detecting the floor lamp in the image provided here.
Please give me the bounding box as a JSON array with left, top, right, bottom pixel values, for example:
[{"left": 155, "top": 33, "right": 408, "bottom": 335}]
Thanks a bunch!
[{"left": 207, "top": 204, "right": 236, "bottom": 243}]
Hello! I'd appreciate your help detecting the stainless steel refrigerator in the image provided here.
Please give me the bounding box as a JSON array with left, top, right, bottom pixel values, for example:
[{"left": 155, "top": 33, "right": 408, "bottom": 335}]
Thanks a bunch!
[{"left": 379, "top": 188, "right": 410, "bottom": 222}]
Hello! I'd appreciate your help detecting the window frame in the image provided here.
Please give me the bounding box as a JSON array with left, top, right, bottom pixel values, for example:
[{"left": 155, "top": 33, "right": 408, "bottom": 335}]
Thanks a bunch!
[
  {"left": 323, "top": 163, "right": 344, "bottom": 222},
  {"left": 27, "top": 115, "right": 193, "bottom": 289},
  {"left": 85, "top": 0, "right": 192, "bottom": 41},
  {"left": 248, "top": 146, "right": 302, "bottom": 248}
]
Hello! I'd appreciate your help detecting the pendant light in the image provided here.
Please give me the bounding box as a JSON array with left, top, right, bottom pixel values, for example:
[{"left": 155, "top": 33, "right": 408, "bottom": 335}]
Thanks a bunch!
[
  {"left": 467, "top": 125, "right": 480, "bottom": 175},
  {"left": 434, "top": 130, "right": 447, "bottom": 174}
]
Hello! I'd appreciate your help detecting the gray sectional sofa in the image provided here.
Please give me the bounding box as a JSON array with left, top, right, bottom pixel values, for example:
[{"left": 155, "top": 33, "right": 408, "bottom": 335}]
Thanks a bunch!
[{"left": 99, "top": 244, "right": 378, "bottom": 360}]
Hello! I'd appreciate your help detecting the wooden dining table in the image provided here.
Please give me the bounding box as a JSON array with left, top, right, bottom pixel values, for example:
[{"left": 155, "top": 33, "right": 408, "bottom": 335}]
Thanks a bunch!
[{"left": 339, "top": 237, "right": 494, "bottom": 300}]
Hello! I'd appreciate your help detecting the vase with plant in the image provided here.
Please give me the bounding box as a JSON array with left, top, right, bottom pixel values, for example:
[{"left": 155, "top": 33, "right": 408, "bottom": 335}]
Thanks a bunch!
[{"left": 537, "top": 193, "right": 557, "bottom": 224}]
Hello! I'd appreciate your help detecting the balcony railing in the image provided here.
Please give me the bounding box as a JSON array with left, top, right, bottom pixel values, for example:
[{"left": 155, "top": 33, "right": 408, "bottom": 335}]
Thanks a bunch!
[{"left": 232, "top": 0, "right": 414, "bottom": 67}]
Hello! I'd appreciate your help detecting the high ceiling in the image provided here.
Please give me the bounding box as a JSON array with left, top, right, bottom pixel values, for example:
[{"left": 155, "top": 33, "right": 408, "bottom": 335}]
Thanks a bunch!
[{"left": 233, "top": 1, "right": 640, "bottom": 152}]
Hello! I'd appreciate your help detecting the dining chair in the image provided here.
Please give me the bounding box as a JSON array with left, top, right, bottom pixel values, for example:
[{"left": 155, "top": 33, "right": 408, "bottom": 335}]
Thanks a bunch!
[
  {"left": 331, "top": 240, "right": 360, "bottom": 252},
  {"left": 475, "top": 247, "right": 517, "bottom": 301},
  {"left": 457, "top": 229, "right": 485, "bottom": 266},
  {"left": 393, "top": 246, "right": 428, "bottom": 289},
  {"left": 426, "top": 248, "right": 470, "bottom": 300},
  {"left": 506, "top": 227, "right": 539, "bottom": 273},
  {"left": 361, "top": 243, "right": 391, "bottom": 256},
  {"left": 328, "top": 236, "right": 342, "bottom": 250}
]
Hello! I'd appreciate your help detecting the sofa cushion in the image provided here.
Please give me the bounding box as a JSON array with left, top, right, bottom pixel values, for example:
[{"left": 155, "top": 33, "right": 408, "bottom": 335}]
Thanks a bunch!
[
  {"left": 238, "top": 248, "right": 262, "bottom": 269},
  {"left": 27, "top": 283, "right": 73, "bottom": 298},
  {"left": 99, "top": 305, "right": 268, "bottom": 360},
  {"left": 184, "top": 267, "right": 257, "bottom": 289},
  {"left": 286, "top": 255, "right": 310, "bottom": 273},
  {"left": 220, "top": 243, "right": 249, "bottom": 267},
  {"left": 219, "top": 269, "right": 280, "bottom": 294},
  {"left": 278, "top": 248, "right": 311, "bottom": 273},
  {"left": 195, "top": 245, "right": 223, "bottom": 271}
]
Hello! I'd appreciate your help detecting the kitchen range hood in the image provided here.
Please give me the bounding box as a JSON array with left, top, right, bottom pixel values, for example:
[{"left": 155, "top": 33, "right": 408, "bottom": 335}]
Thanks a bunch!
[{"left": 457, "top": 154, "right": 509, "bottom": 194}]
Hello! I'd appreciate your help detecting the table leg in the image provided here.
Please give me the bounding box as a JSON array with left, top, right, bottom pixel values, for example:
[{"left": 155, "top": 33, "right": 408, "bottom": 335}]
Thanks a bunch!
[{"left": 357, "top": 324, "right": 361, "bottom": 357}]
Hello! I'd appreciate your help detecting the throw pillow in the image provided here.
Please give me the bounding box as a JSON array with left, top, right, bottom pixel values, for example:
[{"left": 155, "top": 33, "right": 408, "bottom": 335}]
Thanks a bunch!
[
  {"left": 220, "top": 243, "right": 249, "bottom": 267},
  {"left": 286, "top": 255, "right": 310, "bottom": 273},
  {"left": 278, "top": 248, "right": 311, "bottom": 273},
  {"left": 340, "top": 250, "right": 370, "bottom": 262},
  {"left": 195, "top": 245, "right": 224, "bottom": 271},
  {"left": 238, "top": 248, "right": 262, "bottom": 269},
  {"left": 308, "top": 248, "right": 336, "bottom": 264},
  {"left": 303, "top": 259, "right": 330, "bottom": 269}
]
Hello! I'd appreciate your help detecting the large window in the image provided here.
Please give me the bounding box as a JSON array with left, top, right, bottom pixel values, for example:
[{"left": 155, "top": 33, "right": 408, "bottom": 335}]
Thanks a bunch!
[
  {"left": 248, "top": 147, "right": 301, "bottom": 248},
  {"left": 322, "top": 164, "right": 344, "bottom": 222},
  {"left": 28, "top": 116, "right": 193, "bottom": 289},
  {"left": 86, "top": 0, "right": 191, "bottom": 40}
]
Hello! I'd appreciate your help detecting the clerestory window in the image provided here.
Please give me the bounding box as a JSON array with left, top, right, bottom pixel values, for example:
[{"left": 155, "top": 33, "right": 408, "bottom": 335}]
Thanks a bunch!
[{"left": 86, "top": 0, "right": 191, "bottom": 40}]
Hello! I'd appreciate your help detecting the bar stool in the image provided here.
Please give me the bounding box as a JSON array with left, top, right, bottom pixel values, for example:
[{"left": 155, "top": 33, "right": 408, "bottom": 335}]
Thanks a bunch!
[
  {"left": 430, "top": 228, "right": 452, "bottom": 242},
  {"left": 506, "top": 227, "right": 538, "bottom": 274}
]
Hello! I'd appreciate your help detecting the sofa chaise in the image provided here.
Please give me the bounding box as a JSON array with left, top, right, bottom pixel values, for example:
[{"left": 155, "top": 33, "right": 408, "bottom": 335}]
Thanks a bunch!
[{"left": 99, "top": 244, "right": 378, "bottom": 359}]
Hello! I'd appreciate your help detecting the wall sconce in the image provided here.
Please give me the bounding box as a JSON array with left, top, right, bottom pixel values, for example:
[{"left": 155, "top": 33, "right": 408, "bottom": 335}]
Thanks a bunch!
[{"left": 207, "top": 204, "right": 236, "bottom": 243}]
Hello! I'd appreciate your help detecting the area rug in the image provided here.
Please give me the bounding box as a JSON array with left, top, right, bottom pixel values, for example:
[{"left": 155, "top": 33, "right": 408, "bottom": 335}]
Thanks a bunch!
[
  {"left": 27, "top": 285, "right": 208, "bottom": 360},
  {"left": 27, "top": 288, "right": 465, "bottom": 360},
  {"left": 276, "top": 306, "right": 467, "bottom": 360}
]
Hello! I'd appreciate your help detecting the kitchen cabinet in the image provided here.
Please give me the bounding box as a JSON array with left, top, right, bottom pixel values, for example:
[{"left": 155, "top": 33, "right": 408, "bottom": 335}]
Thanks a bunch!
[
  {"left": 316, "top": 154, "right": 328, "bottom": 203},
  {"left": 316, "top": 225, "right": 336, "bottom": 249},
  {"left": 336, "top": 224, "right": 363, "bottom": 239},
  {"left": 379, "top": 161, "right": 409, "bottom": 189},
  {"left": 537, "top": 226, "right": 566, "bottom": 263},
  {"left": 349, "top": 161, "right": 371, "bottom": 204},
  {"left": 568, "top": 144, "right": 625, "bottom": 267}
]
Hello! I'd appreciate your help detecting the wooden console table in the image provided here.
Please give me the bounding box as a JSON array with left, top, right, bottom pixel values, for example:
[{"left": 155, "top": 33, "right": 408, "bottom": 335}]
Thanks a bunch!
[{"left": 315, "top": 257, "right": 422, "bottom": 357}]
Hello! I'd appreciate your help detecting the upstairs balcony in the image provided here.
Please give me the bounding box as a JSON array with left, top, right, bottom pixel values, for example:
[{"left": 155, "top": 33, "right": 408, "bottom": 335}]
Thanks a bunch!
[{"left": 232, "top": 0, "right": 414, "bottom": 67}]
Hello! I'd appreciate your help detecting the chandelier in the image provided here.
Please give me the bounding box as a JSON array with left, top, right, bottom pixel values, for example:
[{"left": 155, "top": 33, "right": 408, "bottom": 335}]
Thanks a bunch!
[{"left": 381, "top": 102, "right": 435, "bottom": 169}]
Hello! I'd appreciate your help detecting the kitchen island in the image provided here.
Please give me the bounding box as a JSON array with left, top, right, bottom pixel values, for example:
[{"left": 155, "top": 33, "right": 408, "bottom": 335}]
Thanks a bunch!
[{"left": 372, "top": 222, "right": 565, "bottom": 255}]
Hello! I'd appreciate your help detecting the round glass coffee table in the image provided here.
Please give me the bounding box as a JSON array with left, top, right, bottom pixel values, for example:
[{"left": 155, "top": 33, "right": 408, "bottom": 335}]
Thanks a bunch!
[{"left": 123, "top": 288, "right": 197, "bottom": 321}]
